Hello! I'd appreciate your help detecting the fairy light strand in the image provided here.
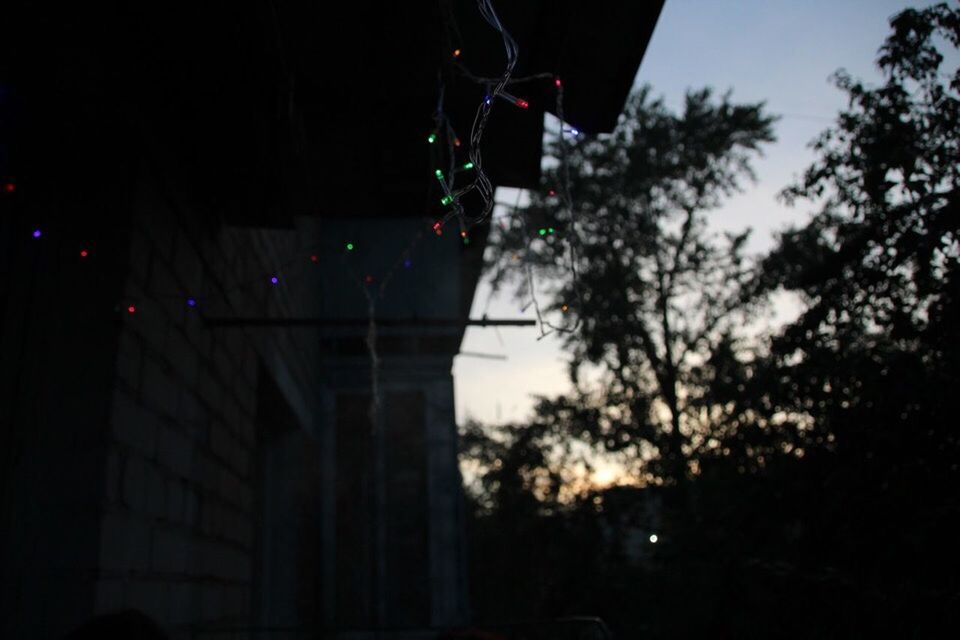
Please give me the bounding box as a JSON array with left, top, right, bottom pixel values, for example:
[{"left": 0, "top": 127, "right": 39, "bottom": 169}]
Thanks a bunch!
[
  {"left": 546, "top": 76, "right": 583, "bottom": 335},
  {"left": 478, "top": 75, "right": 585, "bottom": 339},
  {"left": 19, "top": 0, "right": 581, "bottom": 338},
  {"left": 434, "top": 0, "right": 520, "bottom": 234}
]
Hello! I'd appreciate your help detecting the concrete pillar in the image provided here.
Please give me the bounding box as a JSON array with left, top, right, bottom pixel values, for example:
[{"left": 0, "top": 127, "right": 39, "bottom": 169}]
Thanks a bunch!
[{"left": 323, "top": 356, "right": 466, "bottom": 633}]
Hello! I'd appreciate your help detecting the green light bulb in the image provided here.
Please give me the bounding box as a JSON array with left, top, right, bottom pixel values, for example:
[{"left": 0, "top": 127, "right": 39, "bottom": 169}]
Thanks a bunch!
[
  {"left": 548, "top": 227, "right": 555, "bottom": 234},
  {"left": 346, "top": 243, "right": 354, "bottom": 251},
  {"left": 462, "top": 162, "right": 474, "bottom": 170},
  {"left": 441, "top": 195, "right": 454, "bottom": 206},
  {"left": 428, "top": 133, "right": 437, "bottom": 144},
  {"left": 435, "top": 169, "right": 444, "bottom": 179},
  {"left": 538, "top": 228, "right": 546, "bottom": 236}
]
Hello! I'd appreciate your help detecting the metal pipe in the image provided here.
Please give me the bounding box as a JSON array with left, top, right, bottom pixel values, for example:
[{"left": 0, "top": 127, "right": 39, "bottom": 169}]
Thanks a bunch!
[{"left": 202, "top": 316, "right": 536, "bottom": 328}]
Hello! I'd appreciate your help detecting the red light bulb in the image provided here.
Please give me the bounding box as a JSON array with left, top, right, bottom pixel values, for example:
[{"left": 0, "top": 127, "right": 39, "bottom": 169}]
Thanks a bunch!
[
  {"left": 127, "top": 305, "right": 136, "bottom": 314},
  {"left": 80, "top": 249, "right": 89, "bottom": 258}
]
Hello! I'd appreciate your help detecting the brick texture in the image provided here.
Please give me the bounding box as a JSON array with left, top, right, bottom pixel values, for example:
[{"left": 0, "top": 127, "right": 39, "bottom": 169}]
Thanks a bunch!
[{"left": 79, "top": 170, "right": 321, "bottom": 637}]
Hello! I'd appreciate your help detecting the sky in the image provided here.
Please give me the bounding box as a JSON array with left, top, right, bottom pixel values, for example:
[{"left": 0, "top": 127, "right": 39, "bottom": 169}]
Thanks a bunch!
[{"left": 453, "top": 0, "right": 945, "bottom": 426}]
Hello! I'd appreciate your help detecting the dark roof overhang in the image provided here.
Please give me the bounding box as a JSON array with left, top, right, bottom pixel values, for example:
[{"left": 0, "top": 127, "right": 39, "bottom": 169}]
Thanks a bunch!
[{"left": 1, "top": 1, "right": 663, "bottom": 228}]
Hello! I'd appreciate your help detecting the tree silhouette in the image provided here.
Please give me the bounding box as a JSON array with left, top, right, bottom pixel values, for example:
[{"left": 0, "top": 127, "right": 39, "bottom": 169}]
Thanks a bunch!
[
  {"left": 733, "top": 3, "right": 960, "bottom": 627},
  {"left": 487, "top": 87, "right": 776, "bottom": 485},
  {"left": 463, "top": 4, "right": 960, "bottom": 637},
  {"left": 755, "top": 2, "right": 959, "bottom": 464}
]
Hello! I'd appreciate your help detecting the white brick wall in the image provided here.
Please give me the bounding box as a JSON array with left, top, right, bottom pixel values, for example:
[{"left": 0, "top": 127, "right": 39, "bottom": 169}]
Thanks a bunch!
[{"left": 92, "top": 170, "right": 325, "bottom": 636}]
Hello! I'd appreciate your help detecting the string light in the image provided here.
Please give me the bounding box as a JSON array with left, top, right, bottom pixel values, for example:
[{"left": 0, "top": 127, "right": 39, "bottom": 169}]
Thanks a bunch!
[
  {"left": 45, "top": 5, "right": 578, "bottom": 340},
  {"left": 435, "top": 168, "right": 458, "bottom": 208},
  {"left": 344, "top": 227, "right": 429, "bottom": 584},
  {"left": 16, "top": 202, "right": 436, "bottom": 339},
  {"left": 508, "top": 66, "right": 585, "bottom": 338},
  {"left": 498, "top": 91, "right": 529, "bottom": 109},
  {"left": 467, "top": 0, "right": 519, "bottom": 228},
  {"left": 431, "top": 0, "right": 550, "bottom": 237},
  {"left": 438, "top": 20, "right": 581, "bottom": 335},
  {"left": 499, "top": 91, "right": 530, "bottom": 109},
  {"left": 20, "top": 1, "right": 575, "bottom": 343}
]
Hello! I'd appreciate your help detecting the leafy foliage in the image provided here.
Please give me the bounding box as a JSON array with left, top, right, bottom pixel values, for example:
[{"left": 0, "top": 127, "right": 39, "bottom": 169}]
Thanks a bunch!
[
  {"left": 463, "top": 4, "right": 960, "bottom": 638},
  {"left": 756, "top": 0, "right": 960, "bottom": 492},
  {"left": 487, "top": 87, "right": 776, "bottom": 485}
]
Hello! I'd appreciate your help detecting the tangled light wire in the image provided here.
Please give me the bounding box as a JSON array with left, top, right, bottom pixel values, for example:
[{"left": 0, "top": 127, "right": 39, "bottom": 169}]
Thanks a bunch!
[
  {"left": 480, "top": 81, "right": 583, "bottom": 340},
  {"left": 433, "top": 0, "right": 582, "bottom": 338},
  {"left": 194, "top": 0, "right": 579, "bottom": 361},
  {"left": 436, "top": 0, "right": 519, "bottom": 233},
  {"left": 544, "top": 77, "right": 583, "bottom": 336},
  {"left": 346, "top": 230, "right": 426, "bottom": 433}
]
